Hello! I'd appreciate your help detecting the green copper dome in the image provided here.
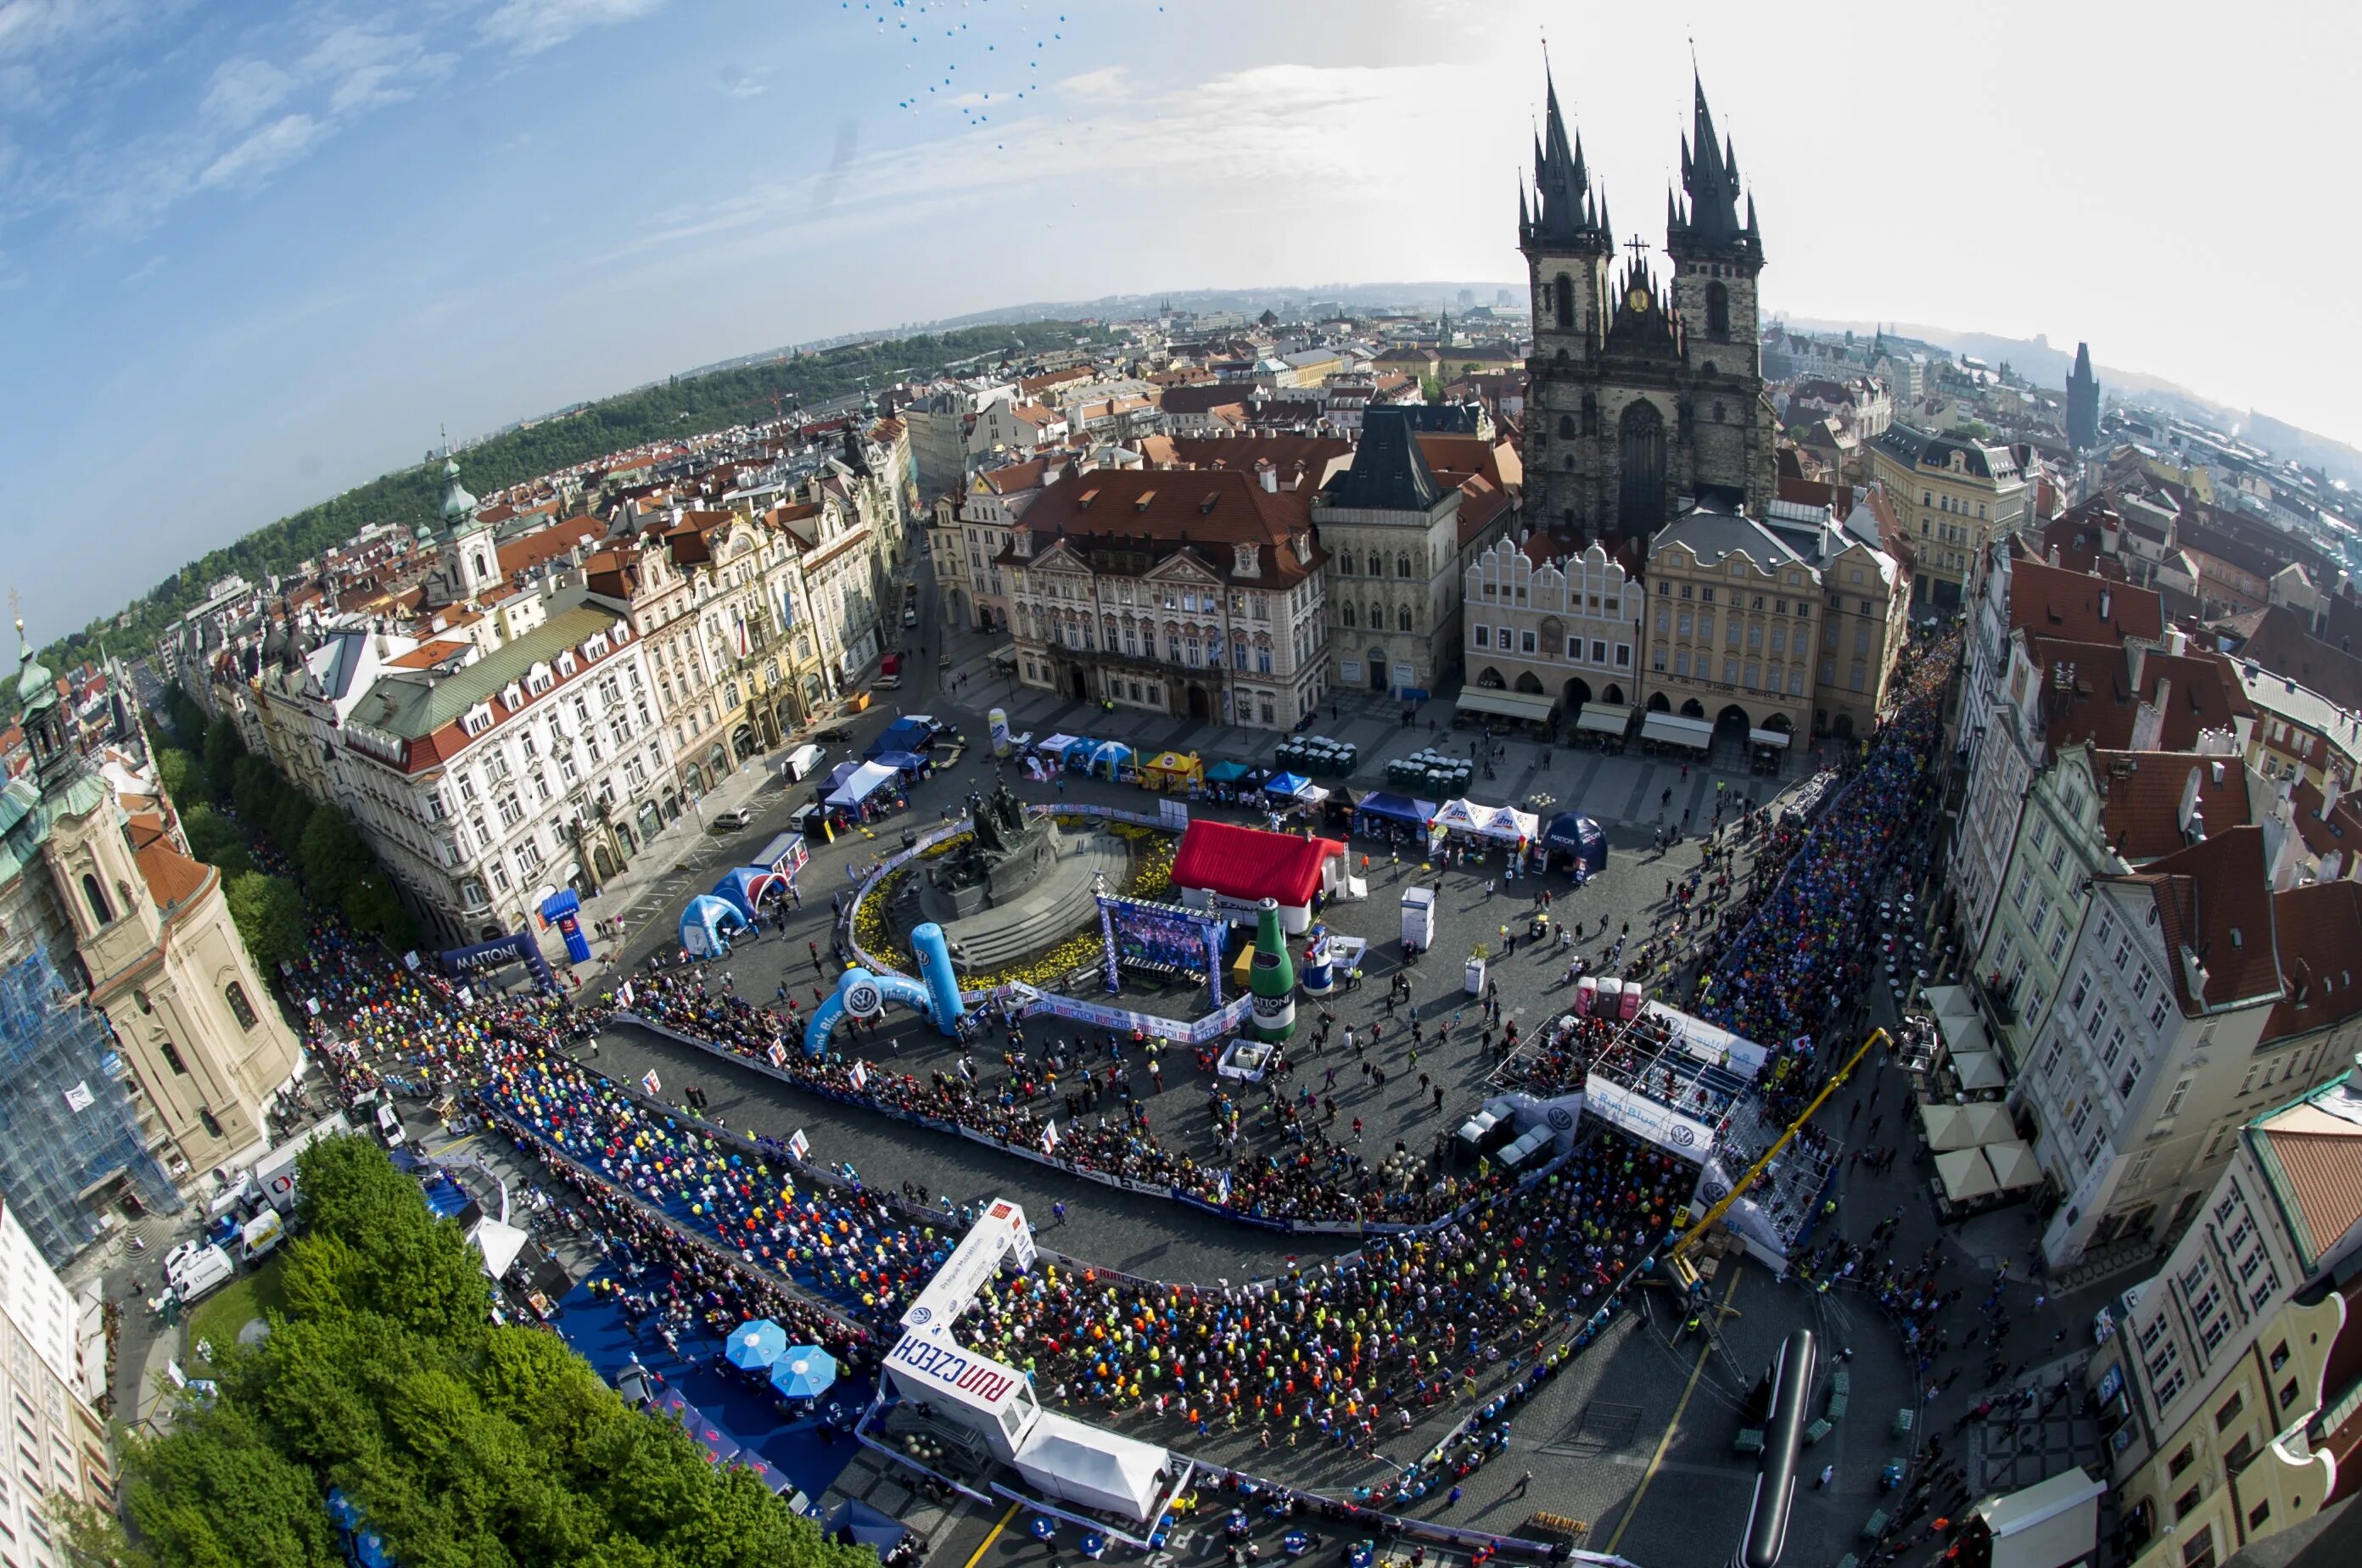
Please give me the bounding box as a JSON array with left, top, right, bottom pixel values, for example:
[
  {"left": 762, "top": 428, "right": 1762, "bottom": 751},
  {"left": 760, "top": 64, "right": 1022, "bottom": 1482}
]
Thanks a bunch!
[
  {"left": 13, "top": 619, "right": 54, "bottom": 715},
  {"left": 439, "top": 454, "right": 479, "bottom": 524}
]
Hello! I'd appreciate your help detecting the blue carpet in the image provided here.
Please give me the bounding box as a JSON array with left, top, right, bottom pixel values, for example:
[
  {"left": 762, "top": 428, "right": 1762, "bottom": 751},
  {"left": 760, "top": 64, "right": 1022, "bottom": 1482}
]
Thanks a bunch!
[{"left": 553, "top": 1266, "right": 871, "bottom": 1506}]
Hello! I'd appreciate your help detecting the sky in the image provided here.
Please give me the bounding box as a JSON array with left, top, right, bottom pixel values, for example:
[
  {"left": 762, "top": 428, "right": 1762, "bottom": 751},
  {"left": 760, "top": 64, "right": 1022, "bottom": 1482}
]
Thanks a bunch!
[{"left": 5, "top": 0, "right": 2357, "bottom": 640}]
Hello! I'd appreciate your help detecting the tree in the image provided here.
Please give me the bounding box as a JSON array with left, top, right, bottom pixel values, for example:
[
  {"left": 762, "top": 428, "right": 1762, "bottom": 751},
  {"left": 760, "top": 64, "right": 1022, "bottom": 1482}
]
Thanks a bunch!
[
  {"left": 81, "top": 1137, "right": 872, "bottom": 1568},
  {"left": 223, "top": 871, "right": 306, "bottom": 973},
  {"left": 179, "top": 804, "right": 243, "bottom": 865},
  {"left": 155, "top": 746, "right": 200, "bottom": 804},
  {"left": 269, "top": 788, "right": 316, "bottom": 857},
  {"left": 202, "top": 719, "right": 243, "bottom": 802},
  {"left": 342, "top": 871, "right": 417, "bottom": 950},
  {"left": 296, "top": 804, "right": 372, "bottom": 909}
]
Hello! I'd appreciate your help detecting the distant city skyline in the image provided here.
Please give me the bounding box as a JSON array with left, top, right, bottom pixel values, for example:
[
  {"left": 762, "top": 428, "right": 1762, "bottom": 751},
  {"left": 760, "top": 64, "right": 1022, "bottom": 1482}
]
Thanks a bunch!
[{"left": 6, "top": 0, "right": 2356, "bottom": 636}]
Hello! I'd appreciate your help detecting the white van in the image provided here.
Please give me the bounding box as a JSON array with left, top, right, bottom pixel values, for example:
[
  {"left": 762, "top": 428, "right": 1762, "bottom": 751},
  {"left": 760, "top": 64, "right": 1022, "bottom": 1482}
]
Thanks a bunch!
[
  {"left": 238, "top": 1211, "right": 286, "bottom": 1264},
  {"left": 372, "top": 1101, "right": 406, "bottom": 1148},
  {"left": 783, "top": 742, "right": 826, "bottom": 782},
  {"left": 166, "top": 1244, "right": 236, "bottom": 1305}
]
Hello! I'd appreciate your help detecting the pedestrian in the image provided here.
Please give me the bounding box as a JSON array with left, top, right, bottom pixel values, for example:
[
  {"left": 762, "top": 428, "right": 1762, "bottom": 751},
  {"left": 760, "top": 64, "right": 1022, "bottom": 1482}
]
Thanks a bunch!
[
  {"left": 1513, "top": 1470, "right": 1532, "bottom": 1498},
  {"left": 1818, "top": 1464, "right": 1835, "bottom": 1489}
]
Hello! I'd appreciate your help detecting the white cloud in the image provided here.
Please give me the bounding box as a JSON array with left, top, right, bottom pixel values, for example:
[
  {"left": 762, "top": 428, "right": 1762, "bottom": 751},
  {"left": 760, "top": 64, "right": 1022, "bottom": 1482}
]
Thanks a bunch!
[
  {"left": 197, "top": 113, "right": 321, "bottom": 190},
  {"left": 479, "top": 0, "right": 669, "bottom": 56},
  {"left": 1055, "top": 66, "right": 1131, "bottom": 103},
  {"left": 0, "top": 0, "right": 145, "bottom": 61},
  {"left": 201, "top": 57, "right": 294, "bottom": 129}
]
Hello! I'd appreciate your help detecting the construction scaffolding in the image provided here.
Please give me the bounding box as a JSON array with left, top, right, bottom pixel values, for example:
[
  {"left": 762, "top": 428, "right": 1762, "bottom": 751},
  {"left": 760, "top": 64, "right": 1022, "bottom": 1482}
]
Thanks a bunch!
[{"left": 0, "top": 947, "right": 181, "bottom": 1265}]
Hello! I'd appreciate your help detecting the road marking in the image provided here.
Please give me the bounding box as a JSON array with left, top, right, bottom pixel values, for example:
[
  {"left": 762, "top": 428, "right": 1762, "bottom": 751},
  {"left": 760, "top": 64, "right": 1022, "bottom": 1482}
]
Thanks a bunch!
[
  {"left": 1604, "top": 1264, "right": 1743, "bottom": 1555},
  {"left": 963, "top": 1499, "right": 1021, "bottom": 1568}
]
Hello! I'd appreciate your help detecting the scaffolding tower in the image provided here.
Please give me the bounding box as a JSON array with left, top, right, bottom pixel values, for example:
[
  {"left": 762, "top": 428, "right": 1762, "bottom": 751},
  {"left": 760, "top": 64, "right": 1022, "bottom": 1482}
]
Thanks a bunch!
[{"left": 0, "top": 947, "right": 181, "bottom": 1265}]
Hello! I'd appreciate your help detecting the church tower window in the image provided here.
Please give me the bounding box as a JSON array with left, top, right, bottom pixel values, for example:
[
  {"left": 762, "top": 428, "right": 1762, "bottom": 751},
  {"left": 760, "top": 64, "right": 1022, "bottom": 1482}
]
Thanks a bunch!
[
  {"left": 225, "top": 983, "right": 260, "bottom": 1032},
  {"left": 1553, "top": 274, "right": 1574, "bottom": 331},
  {"left": 1706, "top": 282, "right": 1729, "bottom": 338},
  {"left": 81, "top": 872, "right": 112, "bottom": 928}
]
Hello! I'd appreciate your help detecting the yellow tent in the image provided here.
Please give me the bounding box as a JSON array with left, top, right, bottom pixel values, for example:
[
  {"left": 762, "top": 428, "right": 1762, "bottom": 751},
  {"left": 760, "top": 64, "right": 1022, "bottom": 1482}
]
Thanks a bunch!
[{"left": 1140, "top": 751, "right": 1205, "bottom": 792}]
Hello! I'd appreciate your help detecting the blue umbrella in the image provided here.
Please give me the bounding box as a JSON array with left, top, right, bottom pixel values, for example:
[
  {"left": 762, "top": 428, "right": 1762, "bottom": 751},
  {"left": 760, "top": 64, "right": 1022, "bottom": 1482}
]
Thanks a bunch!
[
  {"left": 1080, "top": 1533, "right": 1107, "bottom": 1560},
  {"left": 1030, "top": 1517, "right": 1059, "bottom": 1542},
  {"left": 725, "top": 1318, "right": 787, "bottom": 1370},
  {"left": 770, "top": 1345, "right": 839, "bottom": 1400}
]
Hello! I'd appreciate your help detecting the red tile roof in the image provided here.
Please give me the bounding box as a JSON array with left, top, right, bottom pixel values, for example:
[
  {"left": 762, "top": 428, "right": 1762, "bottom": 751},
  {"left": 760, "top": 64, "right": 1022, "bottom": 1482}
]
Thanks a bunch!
[
  {"left": 2107, "top": 825, "right": 2281, "bottom": 1014},
  {"left": 495, "top": 516, "right": 607, "bottom": 580},
  {"left": 2264, "top": 880, "right": 2362, "bottom": 1044},
  {"left": 2090, "top": 748, "right": 2253, "bottom": 863},
  {"left": 2009, "top": 557, "right": 2164, "bottom": 642}
]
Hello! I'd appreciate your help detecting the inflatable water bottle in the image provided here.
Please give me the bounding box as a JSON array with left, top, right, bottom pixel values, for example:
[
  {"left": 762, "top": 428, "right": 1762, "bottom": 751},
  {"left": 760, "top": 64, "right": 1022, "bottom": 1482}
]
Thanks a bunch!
[{"left": 1248, "top": 897, "right": 1296, "bottom": 1042}]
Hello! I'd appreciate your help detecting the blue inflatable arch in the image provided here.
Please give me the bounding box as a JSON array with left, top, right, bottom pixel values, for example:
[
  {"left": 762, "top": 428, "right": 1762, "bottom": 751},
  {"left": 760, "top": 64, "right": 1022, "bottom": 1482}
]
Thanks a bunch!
[{"left": 804, "top": 922, "right": 965, "bottom": 1056}]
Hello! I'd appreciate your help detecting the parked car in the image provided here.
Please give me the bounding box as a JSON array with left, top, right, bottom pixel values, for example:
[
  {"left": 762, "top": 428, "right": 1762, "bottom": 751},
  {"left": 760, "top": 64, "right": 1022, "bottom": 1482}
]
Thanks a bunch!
[
  {"left": 711, "top": 807, "right": 755, "bottom": 832},
  {"left": 809, "top": 723, "right": 855, "bottom": 742},
  {"left": 871, "top": 675, "right": 903, "bottom": 691}
]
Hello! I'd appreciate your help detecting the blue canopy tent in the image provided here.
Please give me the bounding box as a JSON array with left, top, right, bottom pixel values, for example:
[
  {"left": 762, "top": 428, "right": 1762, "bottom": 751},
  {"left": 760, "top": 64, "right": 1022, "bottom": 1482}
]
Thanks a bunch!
[
  {"left": 725, "top": 1318, "right": 787, "bottom": 1371},
  {"left": 827, "top": 1500, "right": 911, "bottom": 1552},
  {"left": 680, "top": 894, "right": 750, "bottom": 958},
  {"left": 865, "top": 718, "right": 934, "bottom": 760},
  {"left": 1353, "top": 792, "right": 1436, "bottom": 830},
  {"left": 1087, "top": 740, "right": 1134, "bottom": 780},
  {"left": 874, "top": 749, "right": 931, "bottom": 773},
  {"left": 1205, "top": 759, "right": 1254, "bottom": 784},
  {"left": 1059, "top": 736, "right": 1099, "bottom": 770},
  {"left": 769, "top": 1345, "right": 838, "bottom": 1401},
  {"left": 824, "top": 759, "right": 866, "bottom": 791},
  {"left": 1265, "top": 772, "right": 1313, "bottom": 798},
  {"left": 1542, "top": 811, "right": 1609, "bottom": 876}
]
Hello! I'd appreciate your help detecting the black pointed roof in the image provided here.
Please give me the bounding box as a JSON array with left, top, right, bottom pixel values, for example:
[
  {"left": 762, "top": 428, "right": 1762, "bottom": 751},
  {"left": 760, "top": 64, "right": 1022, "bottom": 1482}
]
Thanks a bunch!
[
  {"left": 1324, "top": 407, "right": 1446, "bottom": 512},
  {"left": 1670, "top": 70, "right": 1752, "bottom": 250},
  {"left": 1525, "top": 68, "right": 1605, "bottom": 250}
]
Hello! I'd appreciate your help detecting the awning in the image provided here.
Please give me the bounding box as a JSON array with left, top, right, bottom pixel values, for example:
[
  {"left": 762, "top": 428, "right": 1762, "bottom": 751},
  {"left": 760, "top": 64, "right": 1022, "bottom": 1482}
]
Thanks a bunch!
[
  {"left": 1036, "top": 733, "right": 1079, "bottom": 754},
  {"left": 1984, "top": 1140, "right": 2043, "bottom": 1191},
  {"left": 470, "top": 1218, "right": 529, "bottom": 1280},
  {"left": 825, "top": 761, "right": 901, "bottom": 806},
  {"left": 1205, "top": 759, "right": 1254, "bottom": 783},
  {"left": 1576, "top": 702, "right": 1634, "bottom": 736},
  {"left": 1641, "top": 712, "right": 1714, "bottom": 749},
  {"left": 1455, "top": 686, "right": 1557, "bottom": 723},
  {"left": 1919, "top": 1101, "right": 1977, "bottom": 1152},
  {"left": 1747, "top": 726, "right": 1793, "bottom": 749},
  {"left": 1935, "top": 1146, "right": 2001, "bottom": 1202},
  {"left": 1266, "top": 772, "right": 1313, "bottom": 798}
]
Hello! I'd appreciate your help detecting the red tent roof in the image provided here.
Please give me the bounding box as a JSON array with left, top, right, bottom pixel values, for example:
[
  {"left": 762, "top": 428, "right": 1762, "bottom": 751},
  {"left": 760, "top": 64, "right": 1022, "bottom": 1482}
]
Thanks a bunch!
[{"left": 1171, "top": 820, "right": 1344, "bottom": 909}]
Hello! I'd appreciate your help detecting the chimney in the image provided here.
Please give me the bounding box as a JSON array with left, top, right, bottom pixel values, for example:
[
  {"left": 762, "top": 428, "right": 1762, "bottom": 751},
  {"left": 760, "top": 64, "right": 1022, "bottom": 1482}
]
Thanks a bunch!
[
  {"left": 2048, "top": 545, "right": 2062, "bottom": 567},
  {"left": 2323, "top": 769, "right": 2346, "bottom": 820},
  {"left": 2130, "top": 677, "right": 2168, "bottom": 752},
  {"left": 1258, "top": 462, "right": 1279, "bottom": 494},
  {"left": 2165, "top": 624, "right": 2189, "bottom": 657},
  {"left": 2099, "top": 587, "right": 2113, "bottom": 623}
]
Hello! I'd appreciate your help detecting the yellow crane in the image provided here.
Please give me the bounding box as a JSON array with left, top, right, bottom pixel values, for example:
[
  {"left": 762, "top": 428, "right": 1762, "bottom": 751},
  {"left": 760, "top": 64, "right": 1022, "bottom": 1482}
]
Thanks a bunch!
[{"left": 1662, "top": 1027, "right": 1889, "bottom": 1280}]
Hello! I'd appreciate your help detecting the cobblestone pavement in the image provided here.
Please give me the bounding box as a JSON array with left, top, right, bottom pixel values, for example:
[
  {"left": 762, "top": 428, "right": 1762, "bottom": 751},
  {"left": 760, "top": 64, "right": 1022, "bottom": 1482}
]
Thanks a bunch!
[{"left": 539, "top": 560, "right": 2126, "bottom": 1568}]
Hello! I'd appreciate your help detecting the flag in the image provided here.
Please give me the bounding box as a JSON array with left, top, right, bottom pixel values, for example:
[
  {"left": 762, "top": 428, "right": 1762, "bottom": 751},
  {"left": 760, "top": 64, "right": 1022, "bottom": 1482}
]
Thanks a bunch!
[
  {"left": 848, "top": 1061, "right": 868, "bottom": 1092},
  {"left": 641, "top": 1069, "right": 662, "bottom": 1095},
  {"left": 1216, "top": 1167, "right": 1232, "bottom": 1203},
  {"left": 616, "top": 980, "right": 634, "bottom": 1008},
  {"left": 1041, "top": 1119, "right": 1059, "bottom": 1152},
  {"left": 767, "top": 1040, "right": 788, "bottom": 1068},
  {"left": 787, "top": 1129, "right": 809, "bottom": 1161}
]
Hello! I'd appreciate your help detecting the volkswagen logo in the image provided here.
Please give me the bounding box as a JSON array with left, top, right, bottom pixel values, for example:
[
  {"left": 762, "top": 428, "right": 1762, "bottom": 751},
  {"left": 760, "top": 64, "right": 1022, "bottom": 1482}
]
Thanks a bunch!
[
  {"left": 1671, "top": 1124, "right": 1698, "bottom": 1146},
  {"left": 1546, "top": 1107, "right": 1575, "bottom": 1131},
  {"left": 906, "top": 1305, "right": 933, "bottom": 1324},
  {"left": 844, "top": 982, "right": 885, "bottom": 1019}
]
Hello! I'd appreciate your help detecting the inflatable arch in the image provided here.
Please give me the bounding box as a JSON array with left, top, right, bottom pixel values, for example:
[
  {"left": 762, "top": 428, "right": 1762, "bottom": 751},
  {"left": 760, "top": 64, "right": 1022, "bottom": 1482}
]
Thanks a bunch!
[
  {"left": 804, "top": 922, "right": 964, "bottom": 1056},
  {"left": 710, "top": 866, "right": 795, "bottom": 922}
]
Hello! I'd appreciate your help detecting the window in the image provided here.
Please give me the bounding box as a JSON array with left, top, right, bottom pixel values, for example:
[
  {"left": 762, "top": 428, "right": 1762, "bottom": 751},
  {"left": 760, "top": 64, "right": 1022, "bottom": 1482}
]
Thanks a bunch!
[
  {"left": 2164, "top": 1078, "right": 2191, "bottom": 1117},
  {"left": 2167, "top": 1443, "right": 2194, "bottom": 1478},
  {"left": 2247, "top": 1500, "right": 2270, "bottom": 1532},
  {"left": 2270, "top": 1341, "right": 2290, "bottom": 1373},
  {"left": 2175, "top": 1487, "right": 2203, "bottom": 1523},
  {"left": 2281, "top": 1378, "right": 2300, "bottom": 1409},
  {"left": 158, "top": 1040, "right": 188, "bottom": 1076},
  {"left": 198, "top": 1106, "right": 224, "bottom": 1140},
  {"left": 2180, "top": 1525, "right": 2214, "bottom": 1568},
  {"left": 2225, "top": 1432, "right": 2255, "bottom": 1472},
  {"left": 1473, "top": 624, "right": 1487, "bottom": 647},
  {"left": 81, "top": 873, "right": 112, "bottom": 927},
  {"left": 2214, "top": 1390, "right": 2244, "bottom": 1431},
  {"left": 223, "top": 983, "right": 258, "bottom": 1032}
]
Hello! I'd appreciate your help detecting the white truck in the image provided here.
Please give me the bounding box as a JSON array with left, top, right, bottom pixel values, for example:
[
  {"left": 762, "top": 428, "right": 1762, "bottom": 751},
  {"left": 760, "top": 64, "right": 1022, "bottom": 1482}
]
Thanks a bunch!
[{"left": 253, "top": 1112, "right": 355, "bottom": 1216}]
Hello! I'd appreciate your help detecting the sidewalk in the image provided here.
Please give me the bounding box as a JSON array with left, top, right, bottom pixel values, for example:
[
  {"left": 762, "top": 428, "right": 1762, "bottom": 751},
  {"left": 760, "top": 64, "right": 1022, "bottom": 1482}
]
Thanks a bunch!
[{"left": 554, "top": 758, "right": 781, "bottom": 971}]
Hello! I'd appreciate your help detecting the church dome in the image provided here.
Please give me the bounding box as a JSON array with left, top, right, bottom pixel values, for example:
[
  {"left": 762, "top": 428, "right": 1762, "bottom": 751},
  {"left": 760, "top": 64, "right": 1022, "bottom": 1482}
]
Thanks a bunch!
[
  {"left": 13, "top": 621, "right": 54, "bottom": 715},
  {"left": 439, "top": 455, "right": 479, "bottom": 524}
]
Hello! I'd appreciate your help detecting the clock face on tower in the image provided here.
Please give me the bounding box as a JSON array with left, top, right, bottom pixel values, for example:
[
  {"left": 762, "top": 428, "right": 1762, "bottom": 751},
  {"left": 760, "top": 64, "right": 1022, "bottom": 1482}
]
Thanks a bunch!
[{"left": 1626, "top": 286, "right": 1648, "bottom": 312}]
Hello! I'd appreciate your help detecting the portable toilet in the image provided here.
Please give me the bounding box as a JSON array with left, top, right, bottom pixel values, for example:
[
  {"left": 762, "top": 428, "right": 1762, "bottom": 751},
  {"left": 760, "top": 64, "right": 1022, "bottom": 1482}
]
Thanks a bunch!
[
  {"left": 1596, "top": 977, "right": 1625, "bottom": 1017},
  {"left": 1574, "top": 976, "right": 1598, "bottom": 1016},
  {"left": 1618, "top": 982, "right": 1647, "bottom": 1021},
  {"left": 1400, "top": 886, "right": 1437, "bottom": 949}
]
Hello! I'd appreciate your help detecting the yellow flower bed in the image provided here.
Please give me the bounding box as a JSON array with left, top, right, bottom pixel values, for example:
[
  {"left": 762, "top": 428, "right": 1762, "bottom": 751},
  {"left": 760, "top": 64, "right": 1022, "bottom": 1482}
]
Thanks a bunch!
[{"left": 848, "top": 819, "right": 1181, "bottom": 990}]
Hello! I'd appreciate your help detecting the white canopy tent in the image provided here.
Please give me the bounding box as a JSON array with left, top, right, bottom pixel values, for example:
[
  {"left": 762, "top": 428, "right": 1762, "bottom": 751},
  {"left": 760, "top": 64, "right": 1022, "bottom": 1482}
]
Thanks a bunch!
[
  {"left": 1969, "top": 1466, "right": 2105, "bottom": 1568},
  {"left": 1747, "top": 726, "right": 1792, "bottom": 751},
  {"left": 1953, "top": 1050, "right": 2007, "bottom": 1091},
  {"left": 1961, "top": 1101, "right": 2017, "bottom": 1147},
  {"left": 1012, "top": 1412, "right": 1170, "bottom": 1520},
  {"left": 470, "top": 1218, "right": 529, "bottom": 1280},
  {"left": 826, "top": 761, "right": 901, "bottom": 807},
  {"left": 1455, "top": 686, "right": 1557, "bottom": 724},
  {"left": 1919, "top": 1102, "right": 1976, "bottom": 1152},
  {"left": 1576, "top": 702, "right": 1633, "bottom": 736},
  {"left": 1985, "top": 1140, "right": 2044, "bottom": 1191},
  {"left": 1935, "top": 1147, "right": 2002, "bottom": 1203}
]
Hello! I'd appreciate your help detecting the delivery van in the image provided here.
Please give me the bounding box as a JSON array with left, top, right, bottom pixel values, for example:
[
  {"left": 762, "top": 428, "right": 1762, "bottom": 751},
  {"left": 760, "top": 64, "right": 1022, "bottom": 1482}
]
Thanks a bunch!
[
  {"left": 783, "top": 743, "right": 826, "bottom": 781},
  {"left": 165, "top": 1243, "right": 236, "bottom": 1305}
]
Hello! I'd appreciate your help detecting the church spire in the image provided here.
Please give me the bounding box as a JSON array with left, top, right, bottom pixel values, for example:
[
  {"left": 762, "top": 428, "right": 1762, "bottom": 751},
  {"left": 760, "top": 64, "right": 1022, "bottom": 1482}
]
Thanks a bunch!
[
  {"left": 1671, "top": 67, "right": 1746, "bottom": 248},
  {"left": 1524, "top": 62, "right": 1605, "bottom": 253}
]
